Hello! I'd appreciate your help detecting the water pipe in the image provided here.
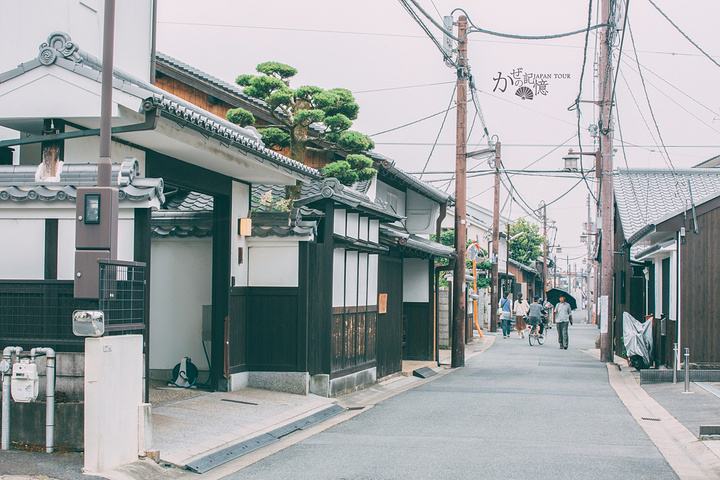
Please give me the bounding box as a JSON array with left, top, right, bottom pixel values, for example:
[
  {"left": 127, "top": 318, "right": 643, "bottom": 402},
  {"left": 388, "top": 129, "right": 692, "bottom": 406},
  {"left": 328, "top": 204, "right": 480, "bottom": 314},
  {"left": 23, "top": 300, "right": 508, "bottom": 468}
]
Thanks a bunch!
[
  {"left": 30, "top": 348, "right": 56, "bottom": 453},
  {"left": 1, "top": 346, "right": 23, "bottom": 450}
]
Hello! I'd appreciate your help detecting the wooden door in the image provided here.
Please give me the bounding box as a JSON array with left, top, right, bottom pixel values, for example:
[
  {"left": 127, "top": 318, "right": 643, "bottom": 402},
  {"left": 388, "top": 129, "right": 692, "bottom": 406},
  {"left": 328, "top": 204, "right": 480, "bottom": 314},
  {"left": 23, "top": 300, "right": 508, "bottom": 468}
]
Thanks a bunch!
[{"left": 377, "top": 256, "right": 403, "bottom": 378}]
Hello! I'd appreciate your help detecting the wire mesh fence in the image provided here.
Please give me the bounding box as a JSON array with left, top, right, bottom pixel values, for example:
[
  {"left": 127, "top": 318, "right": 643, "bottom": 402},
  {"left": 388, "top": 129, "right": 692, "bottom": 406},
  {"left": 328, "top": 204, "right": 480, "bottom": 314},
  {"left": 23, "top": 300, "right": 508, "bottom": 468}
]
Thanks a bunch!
[
  {"left": 0, "top": 280, "right": 84, "bottom": 351},
  {"left": 99, "top": 260, "right": 147, "bottom": 335}
]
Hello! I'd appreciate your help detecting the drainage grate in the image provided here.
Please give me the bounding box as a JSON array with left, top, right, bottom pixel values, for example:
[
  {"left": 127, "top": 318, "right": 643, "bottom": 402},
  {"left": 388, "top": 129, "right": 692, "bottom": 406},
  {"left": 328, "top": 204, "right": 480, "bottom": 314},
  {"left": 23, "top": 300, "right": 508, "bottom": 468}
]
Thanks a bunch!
[
  {"left": 641, "top": 417, "right": 661, "bottom": 422},
  {"left": 186, "top": 433, "right": 276, "bottom": 473},
  {"left": 640, "top": 369, "right": 720, "bottom": 384},
  {"left": 184, "top": 404, "right": 346, "bottom": 474}
]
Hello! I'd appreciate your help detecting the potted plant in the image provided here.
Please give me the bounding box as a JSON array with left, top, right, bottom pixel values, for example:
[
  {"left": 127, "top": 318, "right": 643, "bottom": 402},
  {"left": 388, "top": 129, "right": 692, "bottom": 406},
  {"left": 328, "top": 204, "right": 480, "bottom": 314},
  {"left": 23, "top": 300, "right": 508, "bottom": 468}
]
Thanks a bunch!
[{"left": 252, "top": 191, "right": 292, "bottom": 226}]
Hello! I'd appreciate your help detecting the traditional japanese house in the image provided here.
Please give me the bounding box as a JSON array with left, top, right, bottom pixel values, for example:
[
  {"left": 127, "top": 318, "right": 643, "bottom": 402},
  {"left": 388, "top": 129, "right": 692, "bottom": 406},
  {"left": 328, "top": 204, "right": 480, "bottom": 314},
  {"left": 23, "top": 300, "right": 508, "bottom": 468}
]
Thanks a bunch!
[
  {"left": 0, "top": 28, "right": 319, "bottom": 407},
  {"left": 150, "top": 53, "right": 456, "bottom": 385},
  {"left": 613, "top": 168, "right": 720, "bottom": 367}
]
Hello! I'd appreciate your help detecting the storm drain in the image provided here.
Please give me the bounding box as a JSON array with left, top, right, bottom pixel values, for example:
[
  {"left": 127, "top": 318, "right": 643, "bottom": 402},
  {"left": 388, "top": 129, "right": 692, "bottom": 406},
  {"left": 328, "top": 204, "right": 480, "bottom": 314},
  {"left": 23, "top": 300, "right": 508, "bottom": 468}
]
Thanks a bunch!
[{"left": 185, "top": 404, "right": 345, "bottom": 473}]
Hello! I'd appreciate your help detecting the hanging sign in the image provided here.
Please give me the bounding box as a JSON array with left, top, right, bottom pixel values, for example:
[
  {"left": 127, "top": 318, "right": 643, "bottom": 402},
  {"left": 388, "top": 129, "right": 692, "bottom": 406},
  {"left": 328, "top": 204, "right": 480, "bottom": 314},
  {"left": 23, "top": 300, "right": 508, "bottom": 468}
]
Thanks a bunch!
[{"left": 599, "top": 295, "right": 609, "bottom": 334}]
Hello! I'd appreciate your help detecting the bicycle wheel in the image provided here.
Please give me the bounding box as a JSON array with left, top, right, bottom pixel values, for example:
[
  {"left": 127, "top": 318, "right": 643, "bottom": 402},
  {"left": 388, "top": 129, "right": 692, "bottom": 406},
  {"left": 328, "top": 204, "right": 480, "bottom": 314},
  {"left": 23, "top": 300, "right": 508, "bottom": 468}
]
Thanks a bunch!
[
  {"left": 537, "top": 332, "right": 545, "bottom": 345},
  {"left": 528, "top": 331, "right": 534, "bottom": 346}
]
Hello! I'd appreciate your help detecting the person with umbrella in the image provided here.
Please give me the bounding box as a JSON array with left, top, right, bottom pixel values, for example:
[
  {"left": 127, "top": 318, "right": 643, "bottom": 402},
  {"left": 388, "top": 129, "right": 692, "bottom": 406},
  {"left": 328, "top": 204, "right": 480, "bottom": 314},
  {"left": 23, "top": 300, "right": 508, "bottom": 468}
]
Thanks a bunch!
[{"left": 554, "top": 295, "right": 573, "bottom": 349}]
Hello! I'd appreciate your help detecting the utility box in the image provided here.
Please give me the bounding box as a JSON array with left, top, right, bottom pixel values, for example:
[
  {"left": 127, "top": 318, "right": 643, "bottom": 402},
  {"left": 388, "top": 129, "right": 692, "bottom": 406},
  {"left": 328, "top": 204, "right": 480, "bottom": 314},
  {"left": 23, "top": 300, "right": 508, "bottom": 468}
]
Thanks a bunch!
[
  {"left": 11, "top": 359, "right": 39, "bottom": 403},
  {"left": 74, "top": 187, "right": 118, "bottom": 299}
]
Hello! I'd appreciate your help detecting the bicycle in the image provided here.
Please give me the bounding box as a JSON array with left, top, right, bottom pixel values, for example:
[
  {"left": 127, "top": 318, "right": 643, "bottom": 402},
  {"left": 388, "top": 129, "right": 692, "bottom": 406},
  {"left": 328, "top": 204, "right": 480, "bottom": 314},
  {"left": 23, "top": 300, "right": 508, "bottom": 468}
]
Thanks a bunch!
[{"left": 528, "top": 319, "right": 545, "bottom": 346}]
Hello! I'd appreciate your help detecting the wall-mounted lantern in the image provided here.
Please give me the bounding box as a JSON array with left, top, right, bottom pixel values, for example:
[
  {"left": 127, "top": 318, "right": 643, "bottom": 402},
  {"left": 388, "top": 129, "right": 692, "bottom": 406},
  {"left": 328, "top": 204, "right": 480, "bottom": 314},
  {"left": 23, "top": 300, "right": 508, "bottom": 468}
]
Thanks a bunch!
[{"left": 238, "top": 217, "right": 252, "bottom": 237}]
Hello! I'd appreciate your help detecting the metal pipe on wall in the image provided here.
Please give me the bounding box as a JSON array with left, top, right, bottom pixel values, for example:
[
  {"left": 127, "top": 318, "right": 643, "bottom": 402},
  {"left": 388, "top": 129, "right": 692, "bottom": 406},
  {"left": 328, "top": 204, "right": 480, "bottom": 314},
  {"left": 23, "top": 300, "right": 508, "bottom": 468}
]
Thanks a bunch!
[
  {"left": 30, "top": 348, "right": 56, "bottom": 453},
  {"left": 1, "top": 346, "right": 23, "bottom": 450}
]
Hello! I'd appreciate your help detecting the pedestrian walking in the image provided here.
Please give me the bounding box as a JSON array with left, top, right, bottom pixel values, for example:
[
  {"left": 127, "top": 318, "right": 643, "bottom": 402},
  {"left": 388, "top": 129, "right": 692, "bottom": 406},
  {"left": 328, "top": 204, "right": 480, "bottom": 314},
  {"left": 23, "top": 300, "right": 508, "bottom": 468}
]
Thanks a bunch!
[
  {"left": 554, "top": 295, "right": 573, "bottom": 349},
  {"left": 498, "top": 292, "right": 512, "bottom": 338},
  {"left": 513, "top": 294, "right": 529, "bottom": 338}
]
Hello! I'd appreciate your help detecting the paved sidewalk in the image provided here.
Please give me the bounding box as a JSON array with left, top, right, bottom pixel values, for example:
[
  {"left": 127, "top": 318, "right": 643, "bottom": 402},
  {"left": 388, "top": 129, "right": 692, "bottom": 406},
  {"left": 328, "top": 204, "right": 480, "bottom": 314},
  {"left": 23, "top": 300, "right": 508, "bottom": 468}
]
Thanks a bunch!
[
  {"left": 642, "top": 381, "right": 720, "bottom": 439},
  {"left": 0, "top": 451, "right": 103, "bottom": 480},
  {"left": 152, "top": 387, "right": 334, "bottom": 467}
]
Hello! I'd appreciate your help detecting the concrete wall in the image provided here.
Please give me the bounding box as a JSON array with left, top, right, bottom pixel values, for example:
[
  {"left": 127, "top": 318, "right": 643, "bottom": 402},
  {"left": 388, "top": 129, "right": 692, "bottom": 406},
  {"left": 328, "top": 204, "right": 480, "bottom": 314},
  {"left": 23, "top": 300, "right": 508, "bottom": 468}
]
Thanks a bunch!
[
  {"left": 149, "top": 237, "right": 212, "bottom": 371},
  {"left": 0, "top": 0, "right": 154, "bottom": 81},
  {"left": 84, "top": 335, "right": 143, "bottom": 474}
]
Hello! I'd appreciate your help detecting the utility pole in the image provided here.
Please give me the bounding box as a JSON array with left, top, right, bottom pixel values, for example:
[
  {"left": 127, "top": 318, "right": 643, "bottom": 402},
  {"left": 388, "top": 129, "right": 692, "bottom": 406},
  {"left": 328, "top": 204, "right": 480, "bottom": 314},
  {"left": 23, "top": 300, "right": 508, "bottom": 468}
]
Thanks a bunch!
[
  {"left": 566, "top": 255, "right": 570, "bottom": 290},
  {"left": 489, "top": 141, "right": 502, "bottom": 334},
  {"left": 598, "top": 0, "right": 615, "bottom": 362},
  {"left": 451, "top": 15, "right": 468, "bottom": 368},
  {"left": 542, "top": 203, "right": 548, "bottom": 300}
]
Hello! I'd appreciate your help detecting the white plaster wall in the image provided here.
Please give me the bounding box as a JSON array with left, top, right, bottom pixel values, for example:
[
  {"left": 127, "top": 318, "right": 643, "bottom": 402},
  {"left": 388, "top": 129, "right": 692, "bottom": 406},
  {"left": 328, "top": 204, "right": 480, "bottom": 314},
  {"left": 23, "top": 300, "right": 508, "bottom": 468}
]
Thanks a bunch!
[
  {"left": 670, "top": 252, "right": 677, "bottom": 321},
  {"left": 0, "top": 219, "right": 45, "bottom": 279},
  {"left": 0, "top": 0, "right": 154, "bottom": 82},
  {"left": 64, "top": 129, "right": 147, "bottom": 175},
  {"left": 359, "top": 216, "right": 369, "bottom": 241},
  {"left": 346, "top": 213, "right": 359, "bottom": 239},
  {"left": 333, "top": 209, "right": 346, "bottom": 236},
  {"left": 369, "top": 220, "right": 379, "bottom": 243},
  {"left": 332, "top": 248, "right": 346, "bottom": 307},
  {"left": 375, "top": 181, "right": 406, "bottom": 217},
  {"left": 403, "top": 258, "right": 429, "bottom": 303},
  {"left": 406, "top": 190, "right": 440, "bottom": 235},
  {"left": 345, "top": 251, "right": 359, "bottom": 307},
  {"left": 654, "top": 258, "right": 663, "bottom": 316},
  {"left": 231, "top": 181, "right": 250, "bottom": 286},
  {"left": 368, "top": 254, "right": 379, "bottom": 307},
  {"left": 358, "top": 253, "right": 369, "bottom": 306},
  {"left": 247, "top": 240, "right": 299, "bottom": 287},
  {"left": 149, "top": 238, "right": 212, "bottom": 370}
]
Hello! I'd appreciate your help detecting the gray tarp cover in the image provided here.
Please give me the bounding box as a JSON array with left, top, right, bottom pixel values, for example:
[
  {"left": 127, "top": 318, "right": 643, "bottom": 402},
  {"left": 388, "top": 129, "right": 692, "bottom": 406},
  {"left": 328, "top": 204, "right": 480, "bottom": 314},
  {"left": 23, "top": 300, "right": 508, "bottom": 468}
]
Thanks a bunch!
[{"left": 623, "top": 312, "right": 653, "bottom": 366}]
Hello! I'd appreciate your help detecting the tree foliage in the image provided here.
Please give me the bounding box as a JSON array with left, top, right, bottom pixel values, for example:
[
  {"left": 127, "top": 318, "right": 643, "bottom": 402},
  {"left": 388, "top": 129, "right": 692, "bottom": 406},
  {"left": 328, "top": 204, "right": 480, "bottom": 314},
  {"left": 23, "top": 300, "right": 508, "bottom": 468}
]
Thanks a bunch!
[
  {"left": 432, "top": 229, "right": 491, "bottom": 289},
  {"left": 226, "top": 108, "right": 255, "bottom": 127},
  {"left": 508, "top": 218, "right": 544, "bottom": 266},
  {"left": 228, "top": 61, "right": 375, "bottom": 184}
]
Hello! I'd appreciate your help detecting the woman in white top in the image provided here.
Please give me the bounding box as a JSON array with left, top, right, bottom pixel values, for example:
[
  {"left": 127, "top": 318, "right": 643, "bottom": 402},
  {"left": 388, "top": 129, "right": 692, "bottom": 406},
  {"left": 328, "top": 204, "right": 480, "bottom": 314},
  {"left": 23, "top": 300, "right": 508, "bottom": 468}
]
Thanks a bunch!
[{"left": 513, "top": 294, "right": 530, "bottom": 338}]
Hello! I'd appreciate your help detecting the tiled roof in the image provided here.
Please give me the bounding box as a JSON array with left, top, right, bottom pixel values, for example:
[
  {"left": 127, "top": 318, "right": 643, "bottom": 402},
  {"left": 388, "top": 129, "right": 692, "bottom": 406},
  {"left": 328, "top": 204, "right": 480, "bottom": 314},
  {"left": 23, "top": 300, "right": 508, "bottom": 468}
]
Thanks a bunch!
[
  {"left": 369, "top": 151, "right": 451, "bottom": 204},
  {"left": 151, "top": 190, "right": 213, "bottom": 238},
  {"left": 0, "top": 33, "right": 319, "bottom": 181},
  {"left": 614, "top": 168, "right": 720, "bottom": 242},
  {"left": 295, "top": 178, "right": 402, "bottom": 221},
  {"left": 379, "top": 224, "right": 454, "bottom": 258},
  {"left": 0, "top": 159, "right": 164, "bottom": 204}
]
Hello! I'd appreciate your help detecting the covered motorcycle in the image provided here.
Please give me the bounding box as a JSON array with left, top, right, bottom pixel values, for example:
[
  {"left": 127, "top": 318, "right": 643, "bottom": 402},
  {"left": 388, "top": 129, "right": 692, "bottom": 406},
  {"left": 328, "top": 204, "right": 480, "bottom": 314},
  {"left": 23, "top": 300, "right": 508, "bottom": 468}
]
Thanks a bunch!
[{"left": 622, "top": 312, "right": 653, "bottom": 369}]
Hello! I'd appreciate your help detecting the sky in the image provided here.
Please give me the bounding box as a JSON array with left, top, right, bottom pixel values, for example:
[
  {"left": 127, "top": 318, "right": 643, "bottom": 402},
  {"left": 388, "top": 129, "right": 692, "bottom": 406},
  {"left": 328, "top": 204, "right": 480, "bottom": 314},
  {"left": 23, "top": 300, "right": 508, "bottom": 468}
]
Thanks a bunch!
[{"left": 156, "top": 0, "right": 720, "bottom": 273}]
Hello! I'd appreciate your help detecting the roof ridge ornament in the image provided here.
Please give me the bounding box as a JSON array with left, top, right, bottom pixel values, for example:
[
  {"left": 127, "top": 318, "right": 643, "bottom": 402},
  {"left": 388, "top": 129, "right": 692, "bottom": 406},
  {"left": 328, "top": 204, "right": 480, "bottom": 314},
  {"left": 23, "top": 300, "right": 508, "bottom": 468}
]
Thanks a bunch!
[{"left": 38, "top": 32, "right": 80, "bottom": 66}]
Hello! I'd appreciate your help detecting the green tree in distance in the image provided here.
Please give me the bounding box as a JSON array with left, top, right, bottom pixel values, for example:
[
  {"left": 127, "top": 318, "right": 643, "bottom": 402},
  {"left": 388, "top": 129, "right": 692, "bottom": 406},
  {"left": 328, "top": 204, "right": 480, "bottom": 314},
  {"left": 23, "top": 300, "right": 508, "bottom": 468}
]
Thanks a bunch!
[
  {"left": 227, "top": 61, "right": 376, "bottom": 185},
  {"left": 433, "top": 229, "right": 491, "bottom": 289},
  {"left": 508, "top": 218, "right": 544, "bottom": 266}
]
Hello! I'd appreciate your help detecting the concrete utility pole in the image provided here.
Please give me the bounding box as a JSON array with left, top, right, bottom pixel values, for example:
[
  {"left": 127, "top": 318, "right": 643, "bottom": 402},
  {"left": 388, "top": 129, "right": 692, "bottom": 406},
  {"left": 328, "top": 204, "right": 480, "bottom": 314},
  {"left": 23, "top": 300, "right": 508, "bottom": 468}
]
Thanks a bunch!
[
  {"left": 489, "top": 142, "right": 501, "bottom": 334},
  {"left": 98, "top": 0, "right": 115, "bottom": 187},
  {"left": 598, "top": 0, "right": 615, "bottom": 362},
  {"left": 451, "top": 15, "right": 468, "bottom": 368},
  {"left": 586, "top": 194, "right": 594, "bottom": 322}
]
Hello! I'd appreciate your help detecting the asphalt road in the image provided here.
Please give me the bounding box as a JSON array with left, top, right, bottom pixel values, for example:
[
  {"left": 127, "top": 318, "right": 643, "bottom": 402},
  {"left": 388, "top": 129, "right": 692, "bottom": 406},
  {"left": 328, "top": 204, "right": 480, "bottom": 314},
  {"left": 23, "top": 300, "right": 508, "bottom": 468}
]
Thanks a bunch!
[{"left": 224, "top": 324, "right": 677, "bottom": 480}]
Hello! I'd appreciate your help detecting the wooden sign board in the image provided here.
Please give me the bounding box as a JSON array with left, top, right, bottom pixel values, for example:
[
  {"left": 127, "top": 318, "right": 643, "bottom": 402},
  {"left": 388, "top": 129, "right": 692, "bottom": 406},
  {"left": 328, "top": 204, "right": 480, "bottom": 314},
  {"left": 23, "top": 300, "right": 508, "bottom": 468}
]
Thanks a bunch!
[{"left": 378, "top": 293, "right": 388, "bottom": 314}]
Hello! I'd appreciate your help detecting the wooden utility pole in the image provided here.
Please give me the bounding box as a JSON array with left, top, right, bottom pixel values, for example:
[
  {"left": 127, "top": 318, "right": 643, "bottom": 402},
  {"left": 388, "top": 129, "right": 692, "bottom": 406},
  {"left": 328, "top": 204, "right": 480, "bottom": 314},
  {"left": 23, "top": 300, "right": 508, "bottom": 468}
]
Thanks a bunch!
[
  {"left": 451, "top": 15, "right": 468, "bottom": 368},
  {"left": 542, "top": 203, "right": 548, "bottom": 301},
  {"left": 586, "top": 194, "right": 595, "bottom": 323},
  {"left": 598, "top": 0, "right": 615, "bottom": 362},
  {"left": 489, "top": 142, "right": 502, "bottom": 333}
]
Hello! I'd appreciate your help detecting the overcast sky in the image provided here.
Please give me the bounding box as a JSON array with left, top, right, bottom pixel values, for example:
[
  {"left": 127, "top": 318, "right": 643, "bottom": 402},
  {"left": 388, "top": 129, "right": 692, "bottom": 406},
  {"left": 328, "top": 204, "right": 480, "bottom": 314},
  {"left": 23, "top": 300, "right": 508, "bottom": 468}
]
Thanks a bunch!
[{"left": 156, "top": 0, "right": 720, "bottom": 271}]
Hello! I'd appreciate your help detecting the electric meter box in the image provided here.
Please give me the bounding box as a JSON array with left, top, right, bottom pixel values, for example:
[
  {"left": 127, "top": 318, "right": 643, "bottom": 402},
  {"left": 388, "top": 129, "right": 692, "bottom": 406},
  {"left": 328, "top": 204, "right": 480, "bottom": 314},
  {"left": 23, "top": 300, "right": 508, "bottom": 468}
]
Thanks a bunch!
[{"left": 11, "top": 360, "right": 39, "bottom": 403}]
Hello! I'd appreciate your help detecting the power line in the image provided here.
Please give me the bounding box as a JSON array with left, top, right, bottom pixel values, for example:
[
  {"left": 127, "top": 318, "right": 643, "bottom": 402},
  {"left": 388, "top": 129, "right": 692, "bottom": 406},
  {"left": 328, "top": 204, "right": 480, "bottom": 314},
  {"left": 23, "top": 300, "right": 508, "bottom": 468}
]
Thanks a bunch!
[
  {"left": 156, "top": 21, "right": 714, "bottom": 58},
  {"left": 374, "top": 141, "right": 720, "bottom": 148},
  {"left": 468, "top": 23, "right": 609, "bottom": 41},
  {"left": 571, "top": 0, "right": 598, "bottom": 203},
  {"left": 419, "top": 84, "right": 456, "bottom": 178},
  {"left": 398, "top": 0, "right": 457, "bottom": 66},
  {"left": 354, "top": 80, "right": 454, "bottom": 94},
  {"left": 606, "top": 0, "right": 630, "bottom": 129},
  {"left": 368, "top": 99, "right": 464, "bottom": 137},
  {"left": 646, "top": 0, "right": 720, "bottom": 69},
  {"left": 615, "top": 98, "right": 647, "bottom": 224}
]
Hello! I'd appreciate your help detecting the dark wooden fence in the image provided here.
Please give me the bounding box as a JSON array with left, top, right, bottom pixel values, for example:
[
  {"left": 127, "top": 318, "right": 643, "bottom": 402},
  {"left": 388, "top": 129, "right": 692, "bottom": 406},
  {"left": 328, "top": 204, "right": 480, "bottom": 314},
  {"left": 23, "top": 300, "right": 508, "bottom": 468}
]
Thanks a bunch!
[
  {"left": 331, "top": 307, "right": 377, "bottom": 377},
  {"left": 228, "top": 286, "right": 307, "bottom": 374},
  {"left": 0, "top": 280, "right": 84, "bottom": 351}
]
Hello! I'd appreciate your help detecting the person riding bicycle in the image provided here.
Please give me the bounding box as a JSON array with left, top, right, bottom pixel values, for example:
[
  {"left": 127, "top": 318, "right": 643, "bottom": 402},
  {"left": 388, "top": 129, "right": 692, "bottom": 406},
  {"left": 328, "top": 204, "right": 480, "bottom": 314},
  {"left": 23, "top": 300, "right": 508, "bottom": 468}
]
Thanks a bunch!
[{"left": 528, "top": 296, "right": 544, "bottom": 338}]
